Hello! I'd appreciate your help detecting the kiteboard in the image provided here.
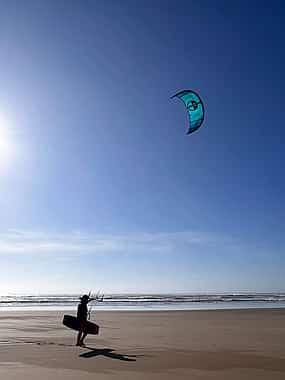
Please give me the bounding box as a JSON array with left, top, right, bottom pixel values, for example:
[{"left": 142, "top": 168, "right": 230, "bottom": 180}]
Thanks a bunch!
[{"left": 63, "top": 315, "right": 99, "bottom": 335}]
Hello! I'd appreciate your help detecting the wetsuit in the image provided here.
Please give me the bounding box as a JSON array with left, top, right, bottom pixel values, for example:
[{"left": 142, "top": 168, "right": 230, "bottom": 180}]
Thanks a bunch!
[
  {"left": 77, "top": 303, "right": 88, "bottom": 321},
  {"left": 77, "top": 302, "right": 88, "bottom": 333}
]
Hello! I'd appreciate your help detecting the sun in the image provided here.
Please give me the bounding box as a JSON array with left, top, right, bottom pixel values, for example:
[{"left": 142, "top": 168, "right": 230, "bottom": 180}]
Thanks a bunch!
[{"left": 0, "top": 113, "right": 16, "bottom": 169}]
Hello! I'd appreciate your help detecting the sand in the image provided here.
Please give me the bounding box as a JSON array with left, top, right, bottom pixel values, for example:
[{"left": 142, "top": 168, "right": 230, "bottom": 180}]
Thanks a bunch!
[{"left": 0, "top": 308, "right": 284, "bottom": 379}]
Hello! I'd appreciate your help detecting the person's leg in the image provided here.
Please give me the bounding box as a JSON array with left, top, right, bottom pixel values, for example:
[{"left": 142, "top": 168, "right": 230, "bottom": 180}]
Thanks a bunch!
[
  {"left": 80, "top": 332, "right": 88, "bottom": 346},
  {"left": 76, "top": 331, "right": 82, "bottom": 346},
  {"left": 79, "top": 320, "right": 88, "bottom": 346}
]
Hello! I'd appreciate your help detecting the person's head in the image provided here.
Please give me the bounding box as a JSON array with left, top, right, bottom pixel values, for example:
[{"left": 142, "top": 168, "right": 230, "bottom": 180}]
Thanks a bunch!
[{"left": 80, "top": 294, "right": 90, "bottom": 304}]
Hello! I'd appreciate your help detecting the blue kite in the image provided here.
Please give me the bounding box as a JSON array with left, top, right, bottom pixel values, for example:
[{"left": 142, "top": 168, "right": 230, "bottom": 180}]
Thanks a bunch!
[{"left": 172, "top": 90, "right": 205, "bottom": 135}]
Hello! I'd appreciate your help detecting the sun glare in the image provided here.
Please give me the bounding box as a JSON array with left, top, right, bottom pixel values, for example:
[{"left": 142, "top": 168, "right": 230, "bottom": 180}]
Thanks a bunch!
[{"left": 0, "top": 112, "right": 16, "bottom": 169}]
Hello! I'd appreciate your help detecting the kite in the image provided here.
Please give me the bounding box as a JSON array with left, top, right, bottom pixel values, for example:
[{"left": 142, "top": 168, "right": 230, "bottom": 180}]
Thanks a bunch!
[{"left": 171, "top": 90, "right": 205, "bottom": 135}]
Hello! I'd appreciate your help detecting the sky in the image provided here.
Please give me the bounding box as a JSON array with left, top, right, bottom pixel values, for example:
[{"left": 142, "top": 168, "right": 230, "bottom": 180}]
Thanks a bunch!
[{"left": 0, "top": 0, "right": 284, "bottom": 294}]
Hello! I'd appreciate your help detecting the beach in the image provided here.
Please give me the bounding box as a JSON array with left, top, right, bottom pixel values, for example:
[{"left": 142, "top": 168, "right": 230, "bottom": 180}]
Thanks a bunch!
[{"left": 0, "top": 309, "right": 284, "bottom": 379}]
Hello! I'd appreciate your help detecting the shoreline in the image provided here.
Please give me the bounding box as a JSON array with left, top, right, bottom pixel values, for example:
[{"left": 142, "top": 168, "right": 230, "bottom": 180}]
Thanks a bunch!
[{"left": 1, "top": 302, "right": 285, "bottom": 312}]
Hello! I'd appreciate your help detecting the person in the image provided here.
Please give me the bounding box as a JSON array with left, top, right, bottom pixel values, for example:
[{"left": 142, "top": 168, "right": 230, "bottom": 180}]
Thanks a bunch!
[{"left": 76, "top": 294, "right": 92, "bottom": 347}]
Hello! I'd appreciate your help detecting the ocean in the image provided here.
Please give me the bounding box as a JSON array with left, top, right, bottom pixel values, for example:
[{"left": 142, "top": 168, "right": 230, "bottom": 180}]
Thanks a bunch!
[{"left": 1, "top": 293, "right": 285, "bottom": 311}]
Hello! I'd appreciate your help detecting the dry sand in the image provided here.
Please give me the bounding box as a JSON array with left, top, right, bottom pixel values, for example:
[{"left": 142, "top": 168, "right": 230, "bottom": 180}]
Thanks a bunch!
[{"left": 0, "top": 309, "right": 284, "bottom": 379}]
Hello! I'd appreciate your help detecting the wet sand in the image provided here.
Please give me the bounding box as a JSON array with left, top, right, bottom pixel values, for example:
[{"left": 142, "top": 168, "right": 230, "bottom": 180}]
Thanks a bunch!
[{"left": 0, "top": 309, "right": 284, "bottom": 379}]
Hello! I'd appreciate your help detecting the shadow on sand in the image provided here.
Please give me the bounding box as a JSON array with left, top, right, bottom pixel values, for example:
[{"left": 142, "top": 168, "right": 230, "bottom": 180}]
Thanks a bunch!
[{"left": 80, "top": 347, "right": 137, "bottom": 361}]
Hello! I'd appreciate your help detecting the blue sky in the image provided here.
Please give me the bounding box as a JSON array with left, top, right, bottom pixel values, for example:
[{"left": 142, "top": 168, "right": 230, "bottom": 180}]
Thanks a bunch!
[{"left": 0, "top": 0, "right": 284, "bottom": 293}]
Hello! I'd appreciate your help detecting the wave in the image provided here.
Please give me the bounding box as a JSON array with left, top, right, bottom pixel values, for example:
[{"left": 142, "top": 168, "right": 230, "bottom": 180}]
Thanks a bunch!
[{"left": 1, "top": 293, "right": 285, "bottom": 310}]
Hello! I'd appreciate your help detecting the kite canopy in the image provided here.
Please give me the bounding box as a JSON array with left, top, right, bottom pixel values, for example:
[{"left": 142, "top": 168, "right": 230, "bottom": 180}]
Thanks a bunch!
[{"left": 172, "top": 90, "right": 205, "bottom": 135}]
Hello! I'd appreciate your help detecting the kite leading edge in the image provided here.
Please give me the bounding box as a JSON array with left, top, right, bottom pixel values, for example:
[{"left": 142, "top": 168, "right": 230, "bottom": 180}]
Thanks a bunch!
[{"left": 171, "top": 90, "right": 205, "bottom": 135}]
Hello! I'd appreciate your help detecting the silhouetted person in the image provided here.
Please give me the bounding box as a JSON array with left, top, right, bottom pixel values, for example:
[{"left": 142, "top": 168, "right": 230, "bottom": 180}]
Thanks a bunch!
[{"left": 76, "top": 294, "right": 92, "bottom": 347}]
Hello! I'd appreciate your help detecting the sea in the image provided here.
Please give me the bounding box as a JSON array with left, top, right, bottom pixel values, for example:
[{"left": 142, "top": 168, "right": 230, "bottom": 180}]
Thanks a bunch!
[{"left": 0, "top": 293, "right": 285, "bottom": 311}]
